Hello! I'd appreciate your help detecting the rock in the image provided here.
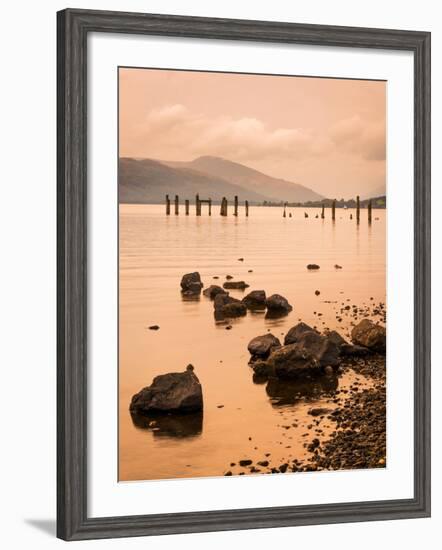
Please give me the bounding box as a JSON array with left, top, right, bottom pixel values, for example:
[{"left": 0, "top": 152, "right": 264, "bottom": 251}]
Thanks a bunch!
[
  {"left": 252, "top": 360, "right": 273, "bottom": 377},
  {"left": 238, "top": 258, "right": 244, "bottom": 262},
  {"left": 130, "top": 365, "right": 203, "bottom": 414},
  {"left": 265, "top": 294, "right": 293, "bottom": 316},
  {"left": 257, "top": 460, "right": 269, "bottom": 467},
  {"left": 296, "top": 331, "right": 340, "bottom": 367},
  {"left": 180, "top": 272, "right": 203, "bottom": 293},
  {"left": 242, "top": 290, "right": 266, "bottom": 310},
  {"left": 203, "top": 285, "right": 226, "bottom": 299},
  {"left": 315, "top": 290, "right": 320, "bottom": 296},
  {"left": 148, "top": 325, "right": 160, "bottom": 330},
  {"left": 239, "top": 459, "right": 253, "bottom": 466},
  {"left": 308, "top": 407, "right": 333, "bottom": 417},
  {"left": 248, "top": 333, "right": 281, "bottom": 358},
  {"left": 334, "top": 264, "right": 343, "bottom": 269},
  {"left": 223, "top": 281, "right": 250, "bottom": 290},
  {"left": 307, "top": 264, "right": 320, "bottom": 270},
  {"left": 225, "top": 275, "right": 234, "bottom": 280},
  {"left": 351, "top": 319, "right": 386, "bottom": 352},
  {"left": 324, "top": 366, "right": 334, "bottom": 375},
  {"left": 213, "top": 293, "right": 247, "bottom": 318},
  {"left": 284, "top": 322, "right": 317, "bottom": 345},
  {"left": 324, "top": 330, "right": 347, "bottom": 347},
  {"left": 267, "top": 344, "right": 320, "bottom": 378},
  {"left": 340, "top": 343, "right": 371, "bottom": 356}
]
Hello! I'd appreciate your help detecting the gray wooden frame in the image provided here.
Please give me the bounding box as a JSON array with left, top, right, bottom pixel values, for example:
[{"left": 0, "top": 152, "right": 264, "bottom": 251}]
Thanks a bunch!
[{"left": 57, "top": 8, "right": 431, "bottom": 541}]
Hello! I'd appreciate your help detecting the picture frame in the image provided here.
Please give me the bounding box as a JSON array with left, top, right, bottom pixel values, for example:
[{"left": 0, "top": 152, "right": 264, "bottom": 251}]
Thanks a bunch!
[{"left": 57, "top": 8, "right": 431, "bottom": 541}]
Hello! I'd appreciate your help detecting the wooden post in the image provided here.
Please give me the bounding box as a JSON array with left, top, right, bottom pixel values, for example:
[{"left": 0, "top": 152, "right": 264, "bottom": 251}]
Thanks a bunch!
[
  {"left": 224, "top": 198, "right": 228, "bottom": 216},
  {"left": 332, "top": 199, "right": 336, "bottom": 221},
  {"left": 196, "top": 194, "right": 201, "bottom": 216},
  {"left": 321, "top": 203, "right": 325, "bottom": 219},
  {"left": 174, "top": 195, "right": 179, "bottom": 215},
  {"left": 208, "top": 199, "right": 212, "bottom": 216},
  {"left": 368, "top": 199, "right": 372, "bottom": 224},
  {"left": 283, "top": 202, "right": 287, "bottom": 218},
  {"left": 166, "top": 194, "right": 170, "bottom": 215},
  {"left": 234, "top": 195, "right": 238, "bottom": 216},
  {"left": 185, "top": 199, "right": 190, "bottom": 215},
  {"left": 356, "top": 195, "right": 360, "bottom": 223},
  {"left": 245, "top": 200, "right": 249, "bottom": 217},
  {"left": 220, "top": 197, "right": 225, "bottom": 216}
]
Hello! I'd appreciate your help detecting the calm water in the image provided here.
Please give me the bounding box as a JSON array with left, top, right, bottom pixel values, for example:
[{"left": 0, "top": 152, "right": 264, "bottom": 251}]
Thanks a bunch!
[{"left": 119, "top": 204, "right": 386, "bottom": 481}]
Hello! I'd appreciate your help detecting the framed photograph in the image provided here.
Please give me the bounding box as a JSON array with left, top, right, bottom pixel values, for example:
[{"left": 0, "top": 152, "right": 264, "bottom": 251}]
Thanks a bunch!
[{"left": 57, "top": 8, "right": 431, "bottom": 541}]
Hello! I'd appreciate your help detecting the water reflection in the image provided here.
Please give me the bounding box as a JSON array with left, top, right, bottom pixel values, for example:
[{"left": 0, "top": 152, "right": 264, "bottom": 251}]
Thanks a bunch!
[
  {"left": 130, "top": 411, "right": 203, "bottom": 438},
  {"left": 265, "top": 374, "right": 339, "bottom": 406}
]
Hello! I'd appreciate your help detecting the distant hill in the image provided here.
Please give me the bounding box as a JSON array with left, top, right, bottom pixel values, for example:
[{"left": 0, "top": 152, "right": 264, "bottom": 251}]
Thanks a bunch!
[
  {"left": 166, "top": 156, "right": 324, "bottom": 203},
  {"left": 119, "top": 158, "right": 271, "bottom": 204}
]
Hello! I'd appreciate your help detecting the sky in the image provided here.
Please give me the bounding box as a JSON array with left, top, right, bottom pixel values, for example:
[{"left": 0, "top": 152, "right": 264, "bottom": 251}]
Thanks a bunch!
[{"left": 119, "top": 68, "right": 386, "bottom": 199}]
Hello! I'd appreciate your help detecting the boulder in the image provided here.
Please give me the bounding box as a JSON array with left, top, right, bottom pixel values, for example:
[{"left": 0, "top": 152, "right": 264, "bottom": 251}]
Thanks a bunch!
[
  {"left": 324, "top": 329, "right": 347, "bottom": 347},
  {"left": 242, "top": 290, "right": 266, "bottom": 310},
  {"left": 252, "top": 360, "right": 274, "bottom": 377},
  {"left": 203, "top": 285, "right": 226, "bottom": 299},
  {"left": 351, "top": 319, "right": 386, "bottom": 352},
  {"left": 180, "top": 272, "right": 203, "bottom": 293},
  {"left": 297, "top": 330, "right": 340, "bottom": 367},
  {"left": 340, "top": 343, "right": 370, "bottom": 357},
  {"left": 307, "top": 264, "right": 320, "bottom": 270},
  {"left": 213, "top": 293, "right": 247, "bottom": 319},
  {"left": 284, "top": 322, "right": 317, "bottom": 345},
  {"left": 265, "top": 294, "right": 293, "bottom": 316},
  {"left": 267, "top": 344, "right": 320, "bottom": 378},
  {"left": 130, "top": 365, "right": 203, "bottom": 414},
  {"left": 223, "top": 281, "right": 250, "bottom": 290},
  {"left": 247, "top": 333, "right": 281, "bottom": 358}
]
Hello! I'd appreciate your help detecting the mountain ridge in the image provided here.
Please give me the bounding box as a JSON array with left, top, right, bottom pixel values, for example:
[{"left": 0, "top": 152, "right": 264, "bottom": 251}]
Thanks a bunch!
[{"left": 119, "top": 155, "right": 324, "bottom": 204}]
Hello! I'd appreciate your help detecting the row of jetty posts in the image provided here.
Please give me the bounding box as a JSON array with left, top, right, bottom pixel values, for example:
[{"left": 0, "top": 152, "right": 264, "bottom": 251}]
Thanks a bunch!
[
  {"left": 166, "top": 194, "right": 249, "bottom": 217},
  {"left": 283, "top": 195, "right": 373, "bottom": 224}
]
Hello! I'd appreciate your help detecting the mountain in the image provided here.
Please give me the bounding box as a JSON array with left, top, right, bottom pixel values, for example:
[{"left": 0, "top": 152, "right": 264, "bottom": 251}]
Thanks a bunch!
[
  {"left": 119, "top": 158, "right": 272, "bottom": 204},
  {"left": 166, "top": 156, "right": 324, "bottom": 203}
]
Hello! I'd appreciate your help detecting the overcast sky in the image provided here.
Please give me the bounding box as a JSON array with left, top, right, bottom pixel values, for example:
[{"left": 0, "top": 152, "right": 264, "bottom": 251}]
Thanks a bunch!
[{"left": 119, "top": 68, "right": 386, "bottom": 199}]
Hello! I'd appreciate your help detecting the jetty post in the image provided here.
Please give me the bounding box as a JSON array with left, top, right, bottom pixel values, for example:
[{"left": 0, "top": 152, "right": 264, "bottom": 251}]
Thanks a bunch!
[
  {"left": 196, "top": 194, "right": 201, "bottom": 216},
  {"left": 321, "top": 203, "right": 325, "bottom": 219},
  {"left": 283, "top": 202, "right": 287, "bottom": 218},
  {"left": 208, "top": 198, "right": 212, "bottom": 216},
  {"left": 245, "top": 200, "right": 249, "bottom": 217},
  {"left": 356, "top": 195, "right": 360, "bottom": 223},
  {"left": 185, "top": 199, "right": 190, "bottom": 215},
  {"left": 368, "top": 199, "right": 372, "bottom": 224},
  {"left": 332, "top": 199, "right": 336, "bottom": 221},
  {"left": 220, "top": 197, "right": 226, "bottom": 216},
  {"left": 166, "top": 194, "right": 171, "bottom": 215},
  {"left": 234, "top": 195, "right": 239, "bottom": 216},
  {"left": 174, "top": 195, "right": 179, "bottom": 215}
]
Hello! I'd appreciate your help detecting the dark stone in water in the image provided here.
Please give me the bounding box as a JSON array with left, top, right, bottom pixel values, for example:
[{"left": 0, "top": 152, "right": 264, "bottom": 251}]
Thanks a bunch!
[
  {"left": 247, "top": 333, "right": 281, "bottom": 358},
  {"left": 307, "top": 264, "right": 320, "bottom": 270},
  {"left": 214, "top": 293, "right": 247, "bottom": 319},
  {"left": 284, "top": 322, "right": 317, "bottom": 345},
  {"left": 265, "top": 294, "right": 293, "bottom": 317},
  {"left": 180, "top": 272, "right": 203, "bottom": 293},
  {"left": 223, "top": 281, "right": 250, "bottom": 290},
  {"left": 351, "top": 319, "right": 386, "bottom": 352},
  {"left": 203, "top": 285, "right": 226, "bottom": 299},
  {"left": 239, "top": 459, "right": 253, "bottom": 466},
  {"left": 130, "top": 365, "right": 203, "bottom": 414},
  {"left": 242, "top": 290, "right": 266, "bottom": 310},
  {"left": 148, "top": 325, "right": 160, "bottom": 330}
]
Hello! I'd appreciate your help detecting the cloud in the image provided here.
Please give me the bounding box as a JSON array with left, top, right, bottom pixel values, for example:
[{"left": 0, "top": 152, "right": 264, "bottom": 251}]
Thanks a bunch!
[
  {"left": 128, "top": 105, "right": 384, "bottom": 164},
  {"left": 330, "top": 115, "right": 385, "bottom": 161}
]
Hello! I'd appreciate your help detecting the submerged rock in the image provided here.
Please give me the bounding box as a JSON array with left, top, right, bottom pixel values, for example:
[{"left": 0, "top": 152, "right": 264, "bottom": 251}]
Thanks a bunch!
[
  {"left": 248, "top": 333, "right": 281, "bottom": 358},
  {"left": 203, "top": 285, "right": 226, "bottom": 299},
  {"left": 267, "top": 344, "right": 320, "bottom": 379},
  {"left": 180, "top": 272, "right": 203, "bottom": 294},
  {"left": 223, "top": 281, "right": 250, "bottom": 290},
  {"left": 307, "top": 264, "right": 320, "bottom": 270},
  {"left": 213, "top": 293, "right": 247, "bottom": 319},
  {"left": 242, "top": 290, "right": 266, "bottom": 310},
  {"left": 265, "top": 294, "right": 293, "bottom": 316},
  {"left": 130, "top": 365, "right": 203, "bottom": 414},
  {"left": 296, "top": 331, "right": 340, "bottom": 367},
  {"left": 351, "top": 319, "right": 386, "bottom": 352},
  {"left": 284, "top": 322, "right": 317, "bottom": 345}
]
